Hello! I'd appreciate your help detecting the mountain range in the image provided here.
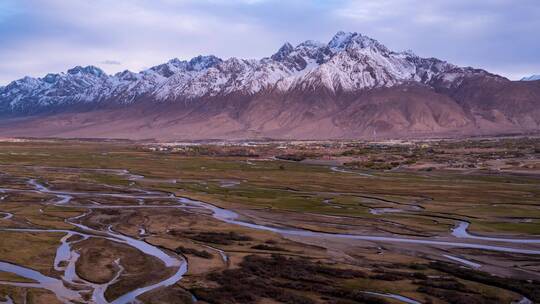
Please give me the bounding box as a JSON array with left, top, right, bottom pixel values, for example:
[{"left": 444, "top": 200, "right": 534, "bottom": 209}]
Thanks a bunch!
[{"left": 0, "top": 31, "right": 539, "bottom": 140}]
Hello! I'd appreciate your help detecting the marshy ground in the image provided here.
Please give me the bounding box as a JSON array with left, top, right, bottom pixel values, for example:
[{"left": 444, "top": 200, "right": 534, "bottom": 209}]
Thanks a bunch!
[{"left": 0, "top": 137, "right": 538, "bottom": 304}]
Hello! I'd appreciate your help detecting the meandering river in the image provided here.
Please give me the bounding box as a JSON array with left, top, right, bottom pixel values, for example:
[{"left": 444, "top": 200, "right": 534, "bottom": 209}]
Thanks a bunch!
[{"left": 0, "top": 167, "right": 539, "bottom": 304}]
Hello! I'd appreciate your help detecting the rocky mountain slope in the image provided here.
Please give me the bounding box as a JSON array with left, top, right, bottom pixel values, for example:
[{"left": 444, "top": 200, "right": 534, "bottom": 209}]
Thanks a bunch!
[{"left": 0, "top": 31, "right": 538, "bottom": 140}]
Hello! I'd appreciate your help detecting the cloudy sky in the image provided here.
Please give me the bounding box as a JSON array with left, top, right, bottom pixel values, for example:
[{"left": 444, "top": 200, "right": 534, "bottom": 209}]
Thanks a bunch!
[{"left": 1, "top": 0, "right": 539, "bottom": 85}]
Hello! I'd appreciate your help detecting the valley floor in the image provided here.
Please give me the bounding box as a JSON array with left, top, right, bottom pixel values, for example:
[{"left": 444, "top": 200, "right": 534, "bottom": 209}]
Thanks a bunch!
[{"left": 0, "top": 137, "right": 538, "bottom": 304}]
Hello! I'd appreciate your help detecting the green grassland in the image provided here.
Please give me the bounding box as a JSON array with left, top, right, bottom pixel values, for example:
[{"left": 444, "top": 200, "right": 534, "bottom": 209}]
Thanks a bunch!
[{"left": 0, "top": 140, "right": 538, "bottom": 236}]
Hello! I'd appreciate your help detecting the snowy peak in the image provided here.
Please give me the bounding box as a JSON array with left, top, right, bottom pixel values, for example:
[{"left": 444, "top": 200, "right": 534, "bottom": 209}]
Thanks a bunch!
[
  {"left": 521, "top": 75, "right": 540, "bottom": 81},
  {"left": 188, "top": 55, "right": 222, "bottom": 71},
  {"left": 115, "top": 70, "right": 139, "bottom": 81},
  {"left": 328, "top": 31, "right": 355, "bottom": 51},
  {"left": 271, "top": 42, "right": 294, "bottom": 61},
  {"left": 67, "top": 65, "right": 106, "bottom": 77},
  {"left": 272, "top": 40, "right": 328, "bottom": 71},
  {"left": 149, "top": 55, "right": 223, "bottom": 77},
  {"left": 149, "top": 58, "right": 188, "bottom": 77},
  {"left": 328, "top": 31, "right": 388, "bottom": 53}
]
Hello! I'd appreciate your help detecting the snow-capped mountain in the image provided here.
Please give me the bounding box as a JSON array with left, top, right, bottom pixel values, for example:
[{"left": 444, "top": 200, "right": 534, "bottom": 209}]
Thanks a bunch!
[
  {"left": 521, "top": 75, "right": 540, "bottom": 81},
  {"left": 1, "top": 66, "right": 109, "bottom": 113},
  {"left": 0, "top": 31, "right": 538, "bottom": 140},
  {"left": 0, "top": 31, "right": 496, "bottom": 113}
]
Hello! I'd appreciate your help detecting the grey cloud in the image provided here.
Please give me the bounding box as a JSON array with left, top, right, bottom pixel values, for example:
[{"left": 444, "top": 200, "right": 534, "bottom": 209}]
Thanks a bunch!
[
  {"left": 0, "top": 0, "right": 538, "bottom": 85},
  {"left": 100, "top": 60, "right": 122, "bottom": 65}
]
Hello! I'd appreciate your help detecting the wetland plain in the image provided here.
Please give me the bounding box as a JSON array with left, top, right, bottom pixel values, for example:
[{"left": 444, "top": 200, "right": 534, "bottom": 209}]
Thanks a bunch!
[{"left": 0, "top": 137, "right": 538, "bottom": 304}]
